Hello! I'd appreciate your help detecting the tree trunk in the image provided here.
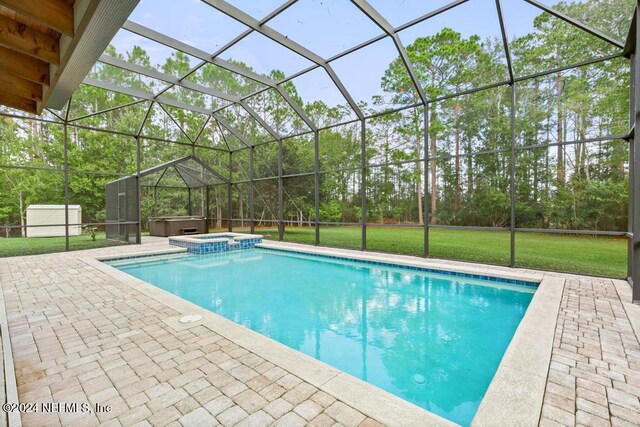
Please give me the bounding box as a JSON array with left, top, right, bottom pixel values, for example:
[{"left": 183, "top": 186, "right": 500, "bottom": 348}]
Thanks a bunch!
[
  {"left": 239, "top": 192, "right": 244, "bottom": 227},
  {"left": 556, "top": 73, "right": 565, "bottom": 187},
  {"left": 383, "top": 123, "right": 391, "bottom": 224},
  {"left": 532, "top": 82, "right": 540, "bottom": 202},
  {"left": 19, "top": 190, "right": 25, "bottom": 237},
  {"left": 430, "top": 107, "right": 437, "bottom": 224},
  {"left": 584, "top": 145, "right": 590, "bottom": 180},
  {"left": 216, "top": 206, "right": 222, "bottom": 229},
  {"left": 533, "top": 154, "right": 539, "bottom": 202},
  {"left": 201, "top": 188, "right": 206, "bottom": 219},
  {"left": 577, "top": 113, "right": 589, "bottom": 179}
]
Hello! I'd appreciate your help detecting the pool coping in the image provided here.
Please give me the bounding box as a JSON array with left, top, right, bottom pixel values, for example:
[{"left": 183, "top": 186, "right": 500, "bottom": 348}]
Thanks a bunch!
[
  {"left": 258, "top": 245, "right": 539, "bottom": 287},
  {"left": 258, "top": 242, "right": 544, "bottom": 283},
  {"left": 472, "top": 276, "right": 564, "bottom": 426},
  {"left": 94, "top": 247, "right": 187, "bottom": 262},
  {"left": 612, "top": 278, "right": 640, "bottom": 341},
  {"left": 85, "top": 242, "right": 563, "bottom": 426}
]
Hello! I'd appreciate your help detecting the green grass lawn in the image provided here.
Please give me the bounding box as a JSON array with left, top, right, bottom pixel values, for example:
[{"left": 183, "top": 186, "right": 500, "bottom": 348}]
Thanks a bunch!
[
  {"left": 238, "top": 225, "right": 627, "bottom": 278},
  {"left": 1, "top": 226, "right": 627, "bottom": 278},
  {"left": 0, "top": 232, "right": 124, "bottom": 257}
]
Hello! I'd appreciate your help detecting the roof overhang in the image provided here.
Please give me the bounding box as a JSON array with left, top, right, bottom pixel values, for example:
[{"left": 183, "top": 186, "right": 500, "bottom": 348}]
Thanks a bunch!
[{"left": 0, "top": 0, "right": 140, "bottom": 114}]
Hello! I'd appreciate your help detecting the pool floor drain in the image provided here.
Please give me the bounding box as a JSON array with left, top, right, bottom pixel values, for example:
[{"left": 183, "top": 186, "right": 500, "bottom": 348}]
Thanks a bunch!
[
  {"left": 439, "top": 335, "right": 452, "bottom": 343},
  {"left": 411, "top": 374, "right": 426, "bottom": 385},
  {"left": 179, "top": 314, "right": 203, "bottom": 323}
]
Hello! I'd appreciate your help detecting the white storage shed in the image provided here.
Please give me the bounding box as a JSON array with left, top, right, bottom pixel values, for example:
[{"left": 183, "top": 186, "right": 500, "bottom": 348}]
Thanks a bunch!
[{"left": 26, "top": 205, "right": 82, "bottom": 237}]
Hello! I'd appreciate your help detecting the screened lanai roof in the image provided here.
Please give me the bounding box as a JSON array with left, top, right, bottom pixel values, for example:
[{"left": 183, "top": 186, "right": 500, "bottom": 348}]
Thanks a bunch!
[
  {"left": 8, "top": 0, "right": 634, "bottom": 151},
  {"left": 111, "top": 155, "right": 228, "bottom": 189}
]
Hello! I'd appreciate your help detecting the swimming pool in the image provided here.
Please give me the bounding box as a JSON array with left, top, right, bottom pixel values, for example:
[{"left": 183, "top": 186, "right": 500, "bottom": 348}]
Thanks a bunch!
[{"left": 108, "top": 248, "right": 535, "bottom": 426}]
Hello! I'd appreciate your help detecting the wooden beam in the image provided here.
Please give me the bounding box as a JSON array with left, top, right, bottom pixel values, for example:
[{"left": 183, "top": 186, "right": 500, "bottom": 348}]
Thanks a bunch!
[
  {"left": 0, "top": 14, "right": 59, "bottom": 64},
  {"left": 0, "top": 0, "right": 74, "bottom": 36},
  {"left": 0, "top": 46, "right": 49, "bottom": 85},
  {"left": 0, "top": 72, "right": 42, "bottom": 101},
  {"left": 44, "top": 0, "right": 141, "bottom": 111},
  {"left": 0, "top": 91, "right": 36, "bottom": 113}
]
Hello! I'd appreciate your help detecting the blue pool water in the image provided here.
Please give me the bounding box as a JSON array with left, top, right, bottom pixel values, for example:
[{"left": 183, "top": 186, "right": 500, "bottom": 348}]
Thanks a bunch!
[{"left": 110, "top": 249, "right": 535, "bottom": 426}]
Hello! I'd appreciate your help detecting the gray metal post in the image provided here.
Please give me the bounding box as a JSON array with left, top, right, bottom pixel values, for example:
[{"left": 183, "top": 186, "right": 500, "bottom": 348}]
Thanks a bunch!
[
  {"left": 361, "top": 119, "right": 367, "bottom": 251},
  {"left": 249, "top": 146, "right": 255, "bottom": 234},
  {"left": 63, "top": 123, "right": 69, "bottom": 251},
  {"left": 424, "top": 107, "right": 429, "bottom": 257},
  {"left": 136, "top": 136, "right": 142, "bottom": 244},
  {"left": 314, "top": 131, "right": 320, "bottom": 245},
  {"left": 188, "top": 188, "right": 192, "bottom": 216},
  {"left": 510, "top": 84, "right": 517, "bottom": 267},
  {"left": 629, "top": 52, "right": 636, "bottom": 281},
  {"left": 496, "top": 0, "right": 515, "bottom": 84},
  {"left": 498, "top": 0, "right": 516, "bottom": 268},
  {"left": 278, "top": 139, "right": 284, "bottom": 241},
  {"left": 633, "top": 6, "right": 640, "bottom": 303},
  {"left": 228, "top": 151, "right": 233, "bottom": 232}
]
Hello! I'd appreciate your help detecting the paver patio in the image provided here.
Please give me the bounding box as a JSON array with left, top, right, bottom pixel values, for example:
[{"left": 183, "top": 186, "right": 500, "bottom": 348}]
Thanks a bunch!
[
  {"left": 0, "top": 240, "right": 639, "bottom": 426},
  {"left": 539, "top": 277, "right": 640, "bottom": 426}
]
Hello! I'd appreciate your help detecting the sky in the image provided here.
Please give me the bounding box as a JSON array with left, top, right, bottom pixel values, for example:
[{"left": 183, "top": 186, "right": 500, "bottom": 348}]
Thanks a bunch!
[{"left": 107, "top": 0, "right": 624, "bottom": 108}]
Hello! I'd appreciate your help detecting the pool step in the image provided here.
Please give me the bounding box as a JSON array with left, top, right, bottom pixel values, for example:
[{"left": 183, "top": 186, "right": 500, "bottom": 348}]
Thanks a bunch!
[{"left": 228, "top": 241, "right": 240, "bottom": 251}]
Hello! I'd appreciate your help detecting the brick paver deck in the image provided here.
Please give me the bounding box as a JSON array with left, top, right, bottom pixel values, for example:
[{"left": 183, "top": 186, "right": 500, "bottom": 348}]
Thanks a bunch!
[
  {"left": 1, "top": 242, "right": 639, "bottom": 426},
  {"left": 539, "top": 278, "right": 640, "bottom": 427}
]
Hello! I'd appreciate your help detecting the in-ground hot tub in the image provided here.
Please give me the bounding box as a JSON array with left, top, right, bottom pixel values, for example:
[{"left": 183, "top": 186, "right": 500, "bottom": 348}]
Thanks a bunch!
[
  {"left": 148, "top": 216, "right": 207, "bottom": 237},
  {"left": 169, "top": 232, "right": 263, "bottom": 254}
]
